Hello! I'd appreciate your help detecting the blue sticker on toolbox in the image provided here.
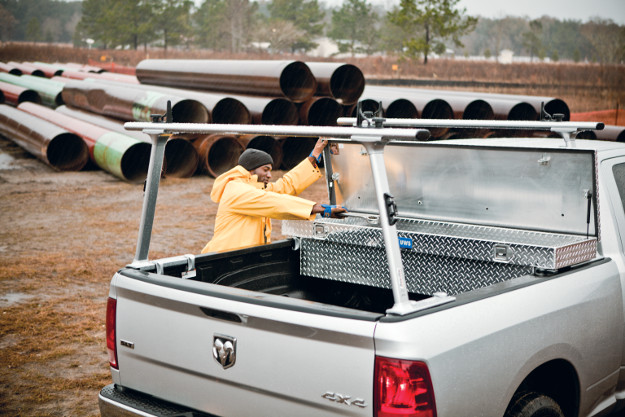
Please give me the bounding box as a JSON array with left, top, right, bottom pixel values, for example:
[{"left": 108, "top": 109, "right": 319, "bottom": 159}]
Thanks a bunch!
[{"left": 398, "top": 237, "right": 413, "bottom": 249}]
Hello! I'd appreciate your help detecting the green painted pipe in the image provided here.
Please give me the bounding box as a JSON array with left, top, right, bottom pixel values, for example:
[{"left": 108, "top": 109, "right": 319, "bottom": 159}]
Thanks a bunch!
[
  {"left": 18, "top": 102, "right": 150, "bottom": 182},
  {"left": 0, "top": 73, "right": 64, "bottom": 107},
  {"left": 60, "top": 78, "right": 209, "bottom": 123}
]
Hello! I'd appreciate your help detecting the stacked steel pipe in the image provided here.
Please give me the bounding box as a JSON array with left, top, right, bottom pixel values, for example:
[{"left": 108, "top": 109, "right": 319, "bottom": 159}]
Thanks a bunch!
[
  {"left": 193, "top": 134, "right": 244, "bottom": 177},
  {"left": 136, "top": 59, "right": 318, "bottom": 103},
  {"left": 7, "top": 59, "right": 623, "bottom": 179},
  {"left": 60, "top": 79, "right": 209, "bottom": 123},
  {"left": 0, "top": 80, "right": 41, "bottom": 105},
  {"left": 18, "top": 102, "right": 150, "bottom": 182},
  {"left": 133, "top": 59, "right": 365, "bottom": 169},
  {"left": 55, "top": 105, "right": 199, "bottom": 178},
  {"left": 0, "top": 104, "right": 89, "bottom": 171},
  {"left": 0, "top": 73, "right": 64, "bottom": 107}
]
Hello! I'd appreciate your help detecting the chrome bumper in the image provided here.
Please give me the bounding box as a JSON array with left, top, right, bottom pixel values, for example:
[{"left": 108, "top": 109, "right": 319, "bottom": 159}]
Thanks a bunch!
[{"left": 99, "top": 384, "right": 215, "bottom": 417}]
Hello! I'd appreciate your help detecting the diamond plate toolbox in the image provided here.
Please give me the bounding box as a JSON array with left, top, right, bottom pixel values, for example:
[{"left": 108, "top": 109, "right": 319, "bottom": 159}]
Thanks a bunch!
[{"left": 283, "top": 217, "right": 597, "bottom": 296}]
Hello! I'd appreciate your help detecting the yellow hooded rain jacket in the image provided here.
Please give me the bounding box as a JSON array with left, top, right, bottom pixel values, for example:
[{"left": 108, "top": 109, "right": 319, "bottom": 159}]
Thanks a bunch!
[{"left": 201, "top": 158, "right": 322, "bottom": 253}]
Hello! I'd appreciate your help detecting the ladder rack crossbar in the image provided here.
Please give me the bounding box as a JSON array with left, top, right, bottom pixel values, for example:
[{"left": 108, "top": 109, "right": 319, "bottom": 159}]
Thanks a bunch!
[
  {"left": 124, "top": 122, "right": 431, "bottom": 141},
  {"left": 337, "top": 117, "right": 604, "bottom": 132}
]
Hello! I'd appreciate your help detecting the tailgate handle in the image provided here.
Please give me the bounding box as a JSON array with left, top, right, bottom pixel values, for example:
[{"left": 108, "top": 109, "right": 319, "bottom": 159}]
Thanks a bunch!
[{"left": 200, "top": 307, "right": 245, "bottom": 323}]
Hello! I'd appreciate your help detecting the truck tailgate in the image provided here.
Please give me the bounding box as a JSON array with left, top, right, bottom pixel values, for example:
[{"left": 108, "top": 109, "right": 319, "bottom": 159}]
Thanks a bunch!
[{"left": 113, "top": 270, "right": 378, "bottom": 417}]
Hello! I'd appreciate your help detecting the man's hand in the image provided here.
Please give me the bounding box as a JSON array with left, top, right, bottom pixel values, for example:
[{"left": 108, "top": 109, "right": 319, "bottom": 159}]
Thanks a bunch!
[
  {"left": 310, "top": 138, "right": 328, "bottom": 162},
  {"left": 309, "top": 138, "right": 339, "bottom": 166},
  {"left": 312, "top": 203, "right": 347, "bottom": 218}
]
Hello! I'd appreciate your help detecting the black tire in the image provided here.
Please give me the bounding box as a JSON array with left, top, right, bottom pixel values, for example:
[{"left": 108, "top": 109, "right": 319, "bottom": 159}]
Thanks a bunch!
[{"left": 504, "top": 391, "right": 565, "bottom": 417}]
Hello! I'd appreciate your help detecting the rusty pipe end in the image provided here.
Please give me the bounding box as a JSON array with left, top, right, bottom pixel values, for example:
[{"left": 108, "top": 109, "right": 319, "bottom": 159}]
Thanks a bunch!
[
  {"left": 280, "top": 61, "right": 317, "bottom": 103},
  {"left": 164, "top": 138, "right": 200, "bottom": 178},
  {"left": 212, "top": 98, "right": 251, "bottom": 124},
  {"left": 349, "top": 98, "right": 381, "bottom": 117},
  {"left": 463, "top": 100, "right": 494, "bottom": 120},
  {"left": 262, "top": 98, "right": 299, "bottom": 125},
  {"left": 18, "top": 90, "right": 42, "bottom": 105},
  {"left": 280, "top": 136, "right": 317, "bottom": 170},
  {"left": 329, "top": 64, "right": 365, "bottom": 106},
  {"left": 508, "top": 102, "right": 537, "bottom": 121},
  {"left": 544, "top": 99, "right": 570, "bottom": 121},
  {"left": 195, "top": 135, "right": 244, "bottom": 177},
  {"left": 120, "top": 142, "right": 151, "bottom": 183},
  {"left": 172, "top": 99, "right": 210, "bottom": 123},
  {"left": 422, "top": 99, "right": 454, "bottom": 138},
  {"left": 386, "top": 99, "right": 418, "bottom": 118},
  {"left": 47, "top": 132, "right": 90, "bottom": 171},
  {"left": 300, "top": 97, "right": 342, "bottom": 126}
]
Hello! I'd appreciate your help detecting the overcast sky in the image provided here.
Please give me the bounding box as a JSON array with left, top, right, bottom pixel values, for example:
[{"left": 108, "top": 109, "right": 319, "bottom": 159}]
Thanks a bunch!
[{"left": 320, "top": 0, "right": 625, "bottom": 24}]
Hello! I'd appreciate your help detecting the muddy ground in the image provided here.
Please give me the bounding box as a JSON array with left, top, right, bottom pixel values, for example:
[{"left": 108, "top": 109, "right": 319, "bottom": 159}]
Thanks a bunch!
[{"left": 0, "top": 134, "right": 327, "bottom": 416}]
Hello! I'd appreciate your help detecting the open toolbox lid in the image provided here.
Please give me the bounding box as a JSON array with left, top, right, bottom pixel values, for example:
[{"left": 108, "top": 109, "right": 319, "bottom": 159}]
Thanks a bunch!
[{"left": 323, "top": 140, "right": 598, "bottom": 237}]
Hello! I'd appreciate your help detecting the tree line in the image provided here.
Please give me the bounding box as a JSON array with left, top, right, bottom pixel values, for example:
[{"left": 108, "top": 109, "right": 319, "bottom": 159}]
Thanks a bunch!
[{"left": 1, "top": 0, "right": 624, "bottom": 64}]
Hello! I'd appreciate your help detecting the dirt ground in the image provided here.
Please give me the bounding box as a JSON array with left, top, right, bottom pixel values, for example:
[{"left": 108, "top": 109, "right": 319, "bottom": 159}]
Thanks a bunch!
[{"left": 0, "top": 134, "right": 327, "bottom": 416}]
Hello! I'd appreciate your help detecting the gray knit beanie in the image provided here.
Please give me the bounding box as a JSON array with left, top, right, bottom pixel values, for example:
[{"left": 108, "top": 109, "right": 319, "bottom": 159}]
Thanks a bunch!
[{"left": 238, "top": 148, "right": 274, "bottom": 171}]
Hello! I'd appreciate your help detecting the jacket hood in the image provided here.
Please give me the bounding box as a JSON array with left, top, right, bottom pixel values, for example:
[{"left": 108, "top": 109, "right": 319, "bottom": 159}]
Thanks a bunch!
[{"left": 210, "top": 165, "right": 261, "bottom": 203}]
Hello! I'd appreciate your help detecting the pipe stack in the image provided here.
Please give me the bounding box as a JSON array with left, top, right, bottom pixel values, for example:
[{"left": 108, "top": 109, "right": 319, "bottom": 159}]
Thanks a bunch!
[
  {"left": 3, "top": 59, "right": 603, "bottom": 180},
  {"left": 134, "top": 59, "right": 368, "bottom": 173},
  {"left": 0, "top": 73, "right": 64, "bottom": 107},
  {"left": 60, "top": 79, "right": 209, "bottom": 123},
  {"left": 0, "top": 104, "right": 89, "bottom": 171},
  {"left": 18, "top": 102, "right": 150, "bottom": 182},
  {"left": 55, "top": 105, "right": 199, "bottom": 178}
]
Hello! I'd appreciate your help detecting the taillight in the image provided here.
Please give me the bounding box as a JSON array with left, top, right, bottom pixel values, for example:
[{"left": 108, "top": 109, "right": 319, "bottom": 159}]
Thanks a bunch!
[
  {"left": 106, "top": 297, "right": 118, "bottom": 369},
  {"left": 374, "top": 356, "right": 436, "bottom": 417}
]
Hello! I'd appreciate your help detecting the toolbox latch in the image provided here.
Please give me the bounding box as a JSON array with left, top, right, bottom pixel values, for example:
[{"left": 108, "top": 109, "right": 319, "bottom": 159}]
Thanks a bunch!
[
  {"left": 313, "top": 223, "right": 328, "bottom": 239},
  {"left": 493, "top": 244, "right": 514, "bottom": 263}
]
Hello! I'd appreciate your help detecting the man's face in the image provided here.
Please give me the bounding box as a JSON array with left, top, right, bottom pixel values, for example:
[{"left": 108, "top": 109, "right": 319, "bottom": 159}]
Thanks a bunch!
[{"left": 251, "top": 164, "right": 272, "bottom": 185}]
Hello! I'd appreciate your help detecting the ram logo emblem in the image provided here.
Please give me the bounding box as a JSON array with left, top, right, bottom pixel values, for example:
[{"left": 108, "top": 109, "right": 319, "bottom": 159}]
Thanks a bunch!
[{"left": 213, "top": 334, "right": 237, "bottom": 369}]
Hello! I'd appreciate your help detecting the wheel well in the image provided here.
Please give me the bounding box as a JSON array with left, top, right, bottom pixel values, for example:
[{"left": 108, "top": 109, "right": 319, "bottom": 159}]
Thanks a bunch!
[{"left": 515, "top": 359, "right": 580, "bottom": 417}]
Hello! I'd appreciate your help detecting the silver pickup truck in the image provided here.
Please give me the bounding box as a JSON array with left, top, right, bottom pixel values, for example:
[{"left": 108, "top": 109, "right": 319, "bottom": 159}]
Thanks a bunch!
[{"left": 99, "top": 116, "right": 625, "bottom": 417}]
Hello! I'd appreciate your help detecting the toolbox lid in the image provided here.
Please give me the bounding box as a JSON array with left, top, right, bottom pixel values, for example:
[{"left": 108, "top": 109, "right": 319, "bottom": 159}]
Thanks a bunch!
[{"left": 325, "top": 139, "right": 598, "bottom": 237}]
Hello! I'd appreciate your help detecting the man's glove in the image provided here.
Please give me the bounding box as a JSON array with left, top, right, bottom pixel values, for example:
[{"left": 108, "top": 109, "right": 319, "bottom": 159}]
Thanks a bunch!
[
  {"left": 309, "top": 150, "right": 322, "bottom": 164},
  {"left": 321, "top": 204, "right": 346, "bottom": 218}
]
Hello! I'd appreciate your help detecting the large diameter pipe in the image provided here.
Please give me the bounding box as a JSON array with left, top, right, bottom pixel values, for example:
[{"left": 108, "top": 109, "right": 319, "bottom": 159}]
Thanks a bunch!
[
  {"left": 136, "top": 59, "right": 317, "bottom": 103},
  {"left": 0, "top": 104, "right": 89, "bottom": 171},
  {"left": 362, "top": 85, "right": 458, "bottom": 137},
  {"left": 223, "top": 94, "right": 298, "bottom": 125},
  {"left": 18, "top": 102, "right": 150, "bottom": 182},
  {"left": 23, "top": 61, "right": 59, "bottom": 78},
  {"left": 0, "top": 73, "right": 64, "bottom": 107},
  {"left": 83, "top": 78, "right": 253, "bottom": 124},
  {"left": 55, "top": 105, "right": 198, "bottom": 178},
  {"left": 7, "top": 61, "right": 45, "bottom": 77},
  {"left": 0, "top": 81, "right": 41, "bottom": 105},
  {"left": 61, "top": 79, "right": 209, "bottom": 123},
  {"left": 237, "top": 135, "right": 283, "bottom": 169},
  {"left": 306, "top": 62, "right": 365, "bottom": 105},
  {"left": 416, "top": 88, "right": 567, "bottom": 121},
  {"left": 577, "top": 125, "right": 625, "bottom": 142},
  {"left": 298, "top": 96, "right": 343, "bottom": 126},
  {"left": 0, "top": 62, "right": 22, "bottom": 75},
  {"left": 278, "top": 136, "right": 317, "bottom": 170},
  {"left": 193, "top": 134, "right": 244, "bottom": 177}
]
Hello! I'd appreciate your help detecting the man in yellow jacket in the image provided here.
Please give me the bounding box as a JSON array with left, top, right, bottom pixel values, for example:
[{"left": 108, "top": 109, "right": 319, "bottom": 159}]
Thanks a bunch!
[{"left": 201, "top": 138, "right": 345, "bottom": 253}]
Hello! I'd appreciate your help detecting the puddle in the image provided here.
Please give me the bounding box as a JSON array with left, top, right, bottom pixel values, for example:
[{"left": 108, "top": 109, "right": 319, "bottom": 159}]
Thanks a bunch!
[
  {"left": 0, "top": 292, "right": 35, "bottom": 307},
  {"left": 0, "top": 153, "right": 18, "bottom": 170}
]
